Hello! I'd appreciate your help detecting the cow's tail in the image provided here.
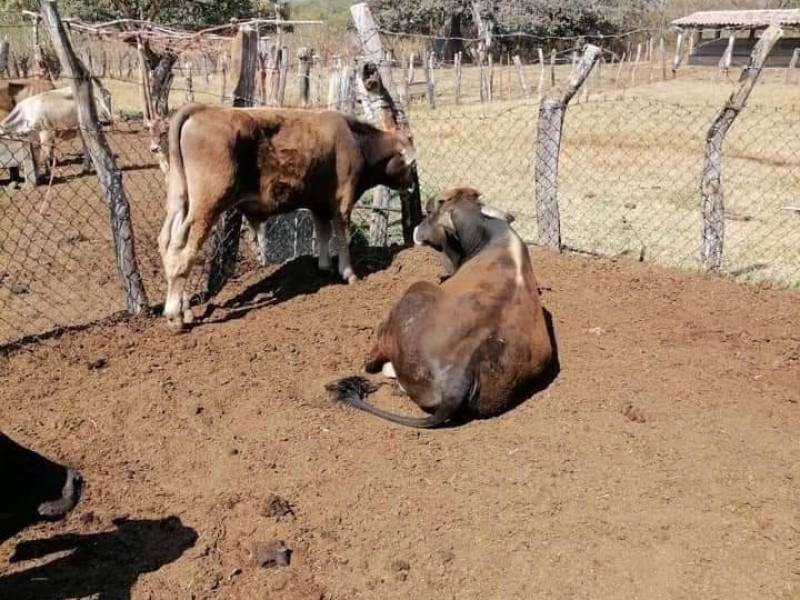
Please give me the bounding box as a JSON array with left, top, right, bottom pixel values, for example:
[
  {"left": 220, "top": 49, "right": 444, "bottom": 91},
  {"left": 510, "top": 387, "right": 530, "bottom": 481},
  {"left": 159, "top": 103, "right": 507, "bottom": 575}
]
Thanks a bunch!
[
  {"left": 326, "top": 361, "right": 477, "bottom": 429},
  {"left": 161, "top": 103, "right": 208, "bottom": 252}
]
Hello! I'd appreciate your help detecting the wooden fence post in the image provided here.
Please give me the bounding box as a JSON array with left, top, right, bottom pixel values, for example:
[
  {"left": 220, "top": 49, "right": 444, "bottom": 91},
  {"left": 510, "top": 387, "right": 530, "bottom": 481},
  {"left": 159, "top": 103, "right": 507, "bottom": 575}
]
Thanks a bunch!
[
  {"left": 185, "top": 60, "right": 194, "bottom": 102},
  {"left": 513, "top": 55, "right": 530, "bottom": 97},
  {"left": 534, "top": 44, "right": 601, "bottom": 252},
  {"left": 700, "top": 26, "right": 782, "bottom": 274},
  {"left": 425, "top": 50, "right": 436, "bottom": 109},
  {"left": 672, "top": 31, "right": 684, "bottom": 77},
  {"left": 297, "top": 47, "right": 312, "bottom": 107},
  {"left": 206, "top": 25, "right": 258, "bottom": 298},
  {"left": 351, "top": 2, "right": 422, "bottom": 244},
  {"left": 615, "top": 51, "right": 626, "bottom": 88},
  {"left": 537, "top": 47, "right": 545, "bottom": 96},
  {"left": 0, "top": 39, "right": 9, "bottom": 76},
  {"left": 39, "top": 0, "right": 147, "bottom": 314},
  {"left": 630, "top": 43, "right": 641, "bottom": 85},
  {"left": 278, "top": 45, "right": 289, "bottom": 106},
  {"left": 454, "top": 51, "right": 462, "bottom": 104},
  {"left": 549, "top": 49, "right": 556, "bottom": 87},
  {"left": 718, "top": 33, "right": 735, "bottom": 78},
  {"left": 785, "top": 47, "right": 799, "bottom": 84}
]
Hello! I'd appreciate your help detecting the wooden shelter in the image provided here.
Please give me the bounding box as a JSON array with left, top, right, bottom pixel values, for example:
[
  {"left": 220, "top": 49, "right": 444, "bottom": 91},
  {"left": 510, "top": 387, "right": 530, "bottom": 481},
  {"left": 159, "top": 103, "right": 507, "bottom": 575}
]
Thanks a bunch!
[{"left": 672, "top": 9, "right": 800, "bottom": 67}]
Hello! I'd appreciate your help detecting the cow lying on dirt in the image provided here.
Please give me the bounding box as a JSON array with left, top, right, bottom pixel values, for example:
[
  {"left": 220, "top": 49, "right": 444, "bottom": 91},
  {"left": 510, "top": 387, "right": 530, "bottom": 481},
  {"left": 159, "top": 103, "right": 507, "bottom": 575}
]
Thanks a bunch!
[
  {"left": 159, "top": 103, "right": 417, "bottom": 330},
  {"left": 327, "top": 187, "right": 555, "bottom": 428},
  {"left": 0, "top": 79, "right": 113, "bottom": 178},
  {"left": 1, "top": 432, "right": 83, "bottom": 544}
]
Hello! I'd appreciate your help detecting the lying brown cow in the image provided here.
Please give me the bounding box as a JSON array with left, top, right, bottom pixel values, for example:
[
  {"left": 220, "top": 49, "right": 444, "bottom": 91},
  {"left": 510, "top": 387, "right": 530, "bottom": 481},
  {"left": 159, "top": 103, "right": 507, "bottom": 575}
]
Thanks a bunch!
[
  {"left": 159, "top": 103, "right": 417, "bottom": 329},
  {"left": 327, "top": 187, "right": 555, "bottom": 428}
]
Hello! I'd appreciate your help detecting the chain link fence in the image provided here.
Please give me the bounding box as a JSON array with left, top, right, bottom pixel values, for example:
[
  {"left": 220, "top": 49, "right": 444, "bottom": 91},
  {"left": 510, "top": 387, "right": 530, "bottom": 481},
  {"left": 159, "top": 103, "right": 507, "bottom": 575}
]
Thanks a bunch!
[{"left": 1, "top": 22, "right": 798, "bottom": 347}]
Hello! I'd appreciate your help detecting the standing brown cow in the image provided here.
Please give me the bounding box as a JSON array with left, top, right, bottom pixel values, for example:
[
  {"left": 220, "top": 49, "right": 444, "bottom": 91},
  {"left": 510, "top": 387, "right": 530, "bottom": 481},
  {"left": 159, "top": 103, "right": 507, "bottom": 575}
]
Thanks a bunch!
[
  {"left": 327, "top": 187, "right": 556, "bottom": 428},
  {"left": 159, "top": 103, "right": 417, "bottom": 329}
]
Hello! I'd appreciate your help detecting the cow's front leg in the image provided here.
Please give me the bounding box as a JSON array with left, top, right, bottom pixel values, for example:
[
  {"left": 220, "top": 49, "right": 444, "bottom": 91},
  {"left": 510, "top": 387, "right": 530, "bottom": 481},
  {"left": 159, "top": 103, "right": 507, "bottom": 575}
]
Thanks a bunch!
[
  {"left": 332, "top": 211, "right": 358, "bottom": 284},
  {"left": 312, "top": 214, "right": 333, "bottom": 275}
]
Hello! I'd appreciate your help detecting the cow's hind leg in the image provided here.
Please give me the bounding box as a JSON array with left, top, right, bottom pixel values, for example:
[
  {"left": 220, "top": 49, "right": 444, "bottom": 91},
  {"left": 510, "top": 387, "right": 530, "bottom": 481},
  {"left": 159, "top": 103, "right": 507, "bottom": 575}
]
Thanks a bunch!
[
  {"left": 312, "top": 214, "right": 333, "bottom": 275},
  {"left": 332, "top": 210, "right": 358, "bottom": 284},
  {"left": 161, "top": 209, "right": 213, "bottom": 330}
]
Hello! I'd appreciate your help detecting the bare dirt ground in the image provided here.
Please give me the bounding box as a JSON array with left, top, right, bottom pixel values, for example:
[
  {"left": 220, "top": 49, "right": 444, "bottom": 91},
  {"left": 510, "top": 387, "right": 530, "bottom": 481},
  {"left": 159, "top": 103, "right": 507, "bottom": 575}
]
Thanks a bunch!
[{"left": 1, "top": 246, "right": 798, "bottom": 600}]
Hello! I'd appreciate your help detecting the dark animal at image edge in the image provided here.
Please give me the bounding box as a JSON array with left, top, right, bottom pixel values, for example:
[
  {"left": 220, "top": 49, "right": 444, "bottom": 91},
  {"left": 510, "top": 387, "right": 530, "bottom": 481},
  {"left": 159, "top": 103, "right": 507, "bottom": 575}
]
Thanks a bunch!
[
  {"left": 0, "top": 432, "right": 82, "bottom": 544},
  {"left": 158, "top": 103, "right": 416, "bottom": 330},
  {"left": 326, "top": 187, "right": 557, "bottom": 428}
]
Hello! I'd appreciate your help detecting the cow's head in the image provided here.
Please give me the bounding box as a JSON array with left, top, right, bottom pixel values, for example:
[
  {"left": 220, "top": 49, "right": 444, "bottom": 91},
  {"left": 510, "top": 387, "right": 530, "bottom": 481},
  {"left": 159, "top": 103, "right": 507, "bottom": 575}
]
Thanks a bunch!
[
  {"left": 413, "top": 187, "right": 514, "bottom": 266},
  {"left": 91, "top": 78, "right": 113, "bottom": 125},
  {"left": 0, "top": 433, "right": 83, "bottom": 544},
  {"left": 381, "top": 123, "right": 416, "bottom": 190},
  {"left": 145, "top": 116, "right": 170, "bottom": 175}
]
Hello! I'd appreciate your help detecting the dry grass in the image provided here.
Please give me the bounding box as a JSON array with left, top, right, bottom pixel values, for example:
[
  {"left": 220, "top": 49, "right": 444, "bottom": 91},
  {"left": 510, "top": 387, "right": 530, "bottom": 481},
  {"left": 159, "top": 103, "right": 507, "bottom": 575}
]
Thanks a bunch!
[{"left": 404, "top": 62, "right": 800, "bottom": 289}]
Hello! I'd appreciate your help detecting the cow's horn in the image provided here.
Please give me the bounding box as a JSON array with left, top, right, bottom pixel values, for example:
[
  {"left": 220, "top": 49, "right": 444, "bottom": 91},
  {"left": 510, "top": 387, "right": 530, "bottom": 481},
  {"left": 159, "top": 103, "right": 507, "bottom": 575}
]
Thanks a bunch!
[{"left": 480, "top": 204, "right": 515, "bottom": 224}]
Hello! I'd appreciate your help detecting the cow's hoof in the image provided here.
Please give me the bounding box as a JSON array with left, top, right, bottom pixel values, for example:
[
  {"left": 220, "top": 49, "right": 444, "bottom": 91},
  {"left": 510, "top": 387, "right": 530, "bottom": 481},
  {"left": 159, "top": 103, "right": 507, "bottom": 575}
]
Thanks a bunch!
[
  {"left": 346, "top": 274, "right": 359, "bottom": 285},
  {"left": 165, "top": 314, "right": 187, "bottom": 333},
  {"left": 182, "top": 309, "right": 195, "bottom": 325}
]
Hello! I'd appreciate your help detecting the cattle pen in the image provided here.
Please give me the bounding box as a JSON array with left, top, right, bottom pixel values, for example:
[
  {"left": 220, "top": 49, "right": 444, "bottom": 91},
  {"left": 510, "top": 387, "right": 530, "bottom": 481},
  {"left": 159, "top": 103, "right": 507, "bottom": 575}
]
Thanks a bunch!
[
  {"left": 1, "top": 3, "right": 799, "bottom": 600},
  {"left": 0, "top": 7, "right": 798, "bottom": 347}
]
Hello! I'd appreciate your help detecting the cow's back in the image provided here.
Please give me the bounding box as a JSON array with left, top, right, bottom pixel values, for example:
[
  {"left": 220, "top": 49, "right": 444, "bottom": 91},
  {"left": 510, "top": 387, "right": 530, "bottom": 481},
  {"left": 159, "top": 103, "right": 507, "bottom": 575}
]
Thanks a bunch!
[
  {"left": 0, "top": 78, "right": 55, "bottom": 119},
  {"left": 179, "top": 106, "right": 356, "bottom": 219}
]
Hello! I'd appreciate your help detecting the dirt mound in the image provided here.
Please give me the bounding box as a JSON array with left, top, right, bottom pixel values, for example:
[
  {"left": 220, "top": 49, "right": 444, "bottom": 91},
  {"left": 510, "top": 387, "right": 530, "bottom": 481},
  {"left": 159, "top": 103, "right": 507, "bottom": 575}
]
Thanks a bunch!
[{"left": 2, "top": 247, "right": 798, "bottom": 599}]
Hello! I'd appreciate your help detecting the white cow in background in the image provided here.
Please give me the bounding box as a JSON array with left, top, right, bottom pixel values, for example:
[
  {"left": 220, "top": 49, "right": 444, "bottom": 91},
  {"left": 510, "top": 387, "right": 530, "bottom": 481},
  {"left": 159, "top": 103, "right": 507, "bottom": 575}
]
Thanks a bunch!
[{"left": 0, "top": 79, "right": 112, "bottom": 179}]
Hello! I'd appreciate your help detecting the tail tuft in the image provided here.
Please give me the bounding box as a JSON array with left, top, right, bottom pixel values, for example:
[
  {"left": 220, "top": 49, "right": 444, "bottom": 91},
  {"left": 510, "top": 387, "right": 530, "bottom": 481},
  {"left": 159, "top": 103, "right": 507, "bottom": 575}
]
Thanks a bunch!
[{"left": 325, "top": 376, "right": 377, "bottom": 403}]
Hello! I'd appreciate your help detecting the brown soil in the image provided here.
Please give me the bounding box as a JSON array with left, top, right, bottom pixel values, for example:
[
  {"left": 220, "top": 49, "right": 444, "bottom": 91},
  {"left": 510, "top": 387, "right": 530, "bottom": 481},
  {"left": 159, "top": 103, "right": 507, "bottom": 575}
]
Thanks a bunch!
[{"left": 1, "top": 246, "right": 799, "bottom": 600}]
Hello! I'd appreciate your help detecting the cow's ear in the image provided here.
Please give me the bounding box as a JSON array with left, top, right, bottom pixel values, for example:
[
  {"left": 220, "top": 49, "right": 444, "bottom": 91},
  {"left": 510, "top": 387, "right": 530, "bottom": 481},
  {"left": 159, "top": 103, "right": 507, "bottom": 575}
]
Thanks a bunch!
[
  {"left": 479, "top": 199, "right": 515, "bottom": 224},
  {"left": 440, "top": 207, "right": 456, "bottom": 233}
]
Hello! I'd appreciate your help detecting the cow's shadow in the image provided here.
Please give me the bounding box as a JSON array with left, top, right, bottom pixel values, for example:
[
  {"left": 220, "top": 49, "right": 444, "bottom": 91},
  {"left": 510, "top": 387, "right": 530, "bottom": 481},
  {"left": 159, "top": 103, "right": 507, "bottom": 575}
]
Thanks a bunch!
[
  {"left": 0, "top": 516, "right": 197, "bottom": 600},
  {"left": 200, "top": 244, "right": 404, "bottom": 326}
]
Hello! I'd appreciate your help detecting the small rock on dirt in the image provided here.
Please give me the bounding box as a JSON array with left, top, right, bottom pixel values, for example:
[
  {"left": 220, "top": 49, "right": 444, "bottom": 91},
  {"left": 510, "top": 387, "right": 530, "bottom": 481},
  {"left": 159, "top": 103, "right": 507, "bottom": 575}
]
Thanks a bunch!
[
  {"left": 621, "top": 403, "right": 647, "bottom": 423},
  {"left": 250, "top": 540, "right": 291, "bottom": 568},
  {"left": 390, "top": 559, "right": 411, "bottom": 572},
  {"left": 88, "top": 358, "right": 108, "bottom": 370},
  {"left": 261, "top": 493, "right": 295, "bottom": 519}
]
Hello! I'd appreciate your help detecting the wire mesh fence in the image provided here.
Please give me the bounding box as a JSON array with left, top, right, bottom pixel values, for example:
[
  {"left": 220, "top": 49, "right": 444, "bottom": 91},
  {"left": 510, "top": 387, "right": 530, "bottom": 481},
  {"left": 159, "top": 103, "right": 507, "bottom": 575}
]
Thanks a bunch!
[{"left": 0, "top": 20, "right": 798, "bottom": 347}]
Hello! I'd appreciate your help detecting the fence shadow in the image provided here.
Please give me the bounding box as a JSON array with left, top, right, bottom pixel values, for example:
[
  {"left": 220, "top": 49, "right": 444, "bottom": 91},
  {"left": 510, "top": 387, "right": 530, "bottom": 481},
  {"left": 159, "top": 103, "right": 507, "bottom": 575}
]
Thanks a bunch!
[
  {"left": 0, "top": 516, "right": 197, "bottom": 600},
  {"left": 199, "top": 244, "right": 406, "bottom": 326}
]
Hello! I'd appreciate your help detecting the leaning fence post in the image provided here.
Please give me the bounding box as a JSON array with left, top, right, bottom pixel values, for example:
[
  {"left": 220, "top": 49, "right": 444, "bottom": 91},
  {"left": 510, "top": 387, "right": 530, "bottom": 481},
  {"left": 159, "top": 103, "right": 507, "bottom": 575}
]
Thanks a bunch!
[
  {"left": 351, "top": 2, "right": 423, "bottom": 244},
  {"left": 39, "top": 0, "right": 147, "bottom": 314},
  {"left": 700, "top": 25, "right": 782, "bottom": 274},
  {"left": 534, "top": 44, "right": 601, "bottom": 252},
  {"left": 206, "top": 25, "right": 258, "bottom": 298}
]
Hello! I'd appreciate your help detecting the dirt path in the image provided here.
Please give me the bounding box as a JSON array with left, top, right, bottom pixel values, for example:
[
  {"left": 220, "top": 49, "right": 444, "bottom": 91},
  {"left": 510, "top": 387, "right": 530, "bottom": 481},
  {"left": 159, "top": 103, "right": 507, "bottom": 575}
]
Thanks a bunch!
[{"left": 2, "top": 247, "right": 798, "bottom": 600}]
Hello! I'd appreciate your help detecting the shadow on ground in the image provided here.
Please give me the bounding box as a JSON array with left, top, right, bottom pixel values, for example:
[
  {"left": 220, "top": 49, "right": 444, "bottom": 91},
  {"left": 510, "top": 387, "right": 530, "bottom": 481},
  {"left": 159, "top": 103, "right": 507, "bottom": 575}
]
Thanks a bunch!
[{"left": 0, "top": 516, "right": 197, "bottom": 600}]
